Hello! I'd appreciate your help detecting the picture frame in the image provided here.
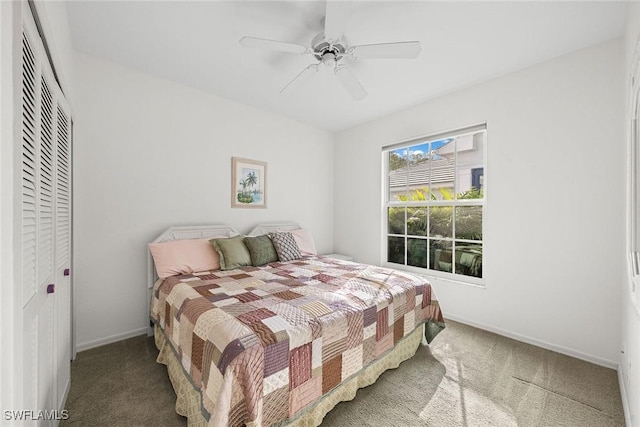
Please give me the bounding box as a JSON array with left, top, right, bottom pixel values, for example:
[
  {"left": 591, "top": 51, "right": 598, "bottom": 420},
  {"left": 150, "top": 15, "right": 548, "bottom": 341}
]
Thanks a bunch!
[{"left": 231, "top": 157, "right": 267, "bottom": 208}]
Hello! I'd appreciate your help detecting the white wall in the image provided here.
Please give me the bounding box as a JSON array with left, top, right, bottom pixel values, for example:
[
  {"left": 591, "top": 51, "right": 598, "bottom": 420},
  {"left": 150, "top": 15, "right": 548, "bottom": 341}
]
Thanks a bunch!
[
  {"left": 33, "top": 1, "right": 75, "bottom": 102},
  {"left": 335, "top": 39, "right": 624, "bottom": 367},
  {"left": 73, "top": 52, "right": 334, "bottom": 350},
  {"left": 622, "top": 3, "right": 640, "bottom": 425}
]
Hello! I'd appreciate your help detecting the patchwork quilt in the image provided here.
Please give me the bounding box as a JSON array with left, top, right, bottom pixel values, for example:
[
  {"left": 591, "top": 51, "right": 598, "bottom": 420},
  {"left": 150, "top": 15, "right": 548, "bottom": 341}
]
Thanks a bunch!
[{"left": 150, "top": 256, "right": 444, "bottom": 426}]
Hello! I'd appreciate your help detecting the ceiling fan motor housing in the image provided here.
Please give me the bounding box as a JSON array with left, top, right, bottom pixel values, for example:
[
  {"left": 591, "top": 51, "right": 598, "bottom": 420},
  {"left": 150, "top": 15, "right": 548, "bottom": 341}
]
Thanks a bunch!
[{"left": 311, "top": 33, "right": 347, "bottom": 62}]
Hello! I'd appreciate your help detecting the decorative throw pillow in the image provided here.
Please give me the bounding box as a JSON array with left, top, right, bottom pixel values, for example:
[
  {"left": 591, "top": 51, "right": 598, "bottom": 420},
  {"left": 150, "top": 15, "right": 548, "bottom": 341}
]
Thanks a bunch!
[
  {"left": 286, "top": 228, "right": 317, "bottom": 256},
  {"left": 148, "top": 237, "right": 225, "bottom": 279},
  {"left": 243, "top": 235, "right": 278, "bottom": 266},
  {"left": 269, "top": 232, "right": 302, "bottom": 262},
  {"left": 210, "top": 235, "right": 252, "bottom": 270}
]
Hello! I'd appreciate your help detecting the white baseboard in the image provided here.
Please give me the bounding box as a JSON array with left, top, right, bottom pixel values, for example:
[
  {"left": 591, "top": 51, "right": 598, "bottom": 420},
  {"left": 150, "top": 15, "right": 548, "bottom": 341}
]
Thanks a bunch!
[
  {"left": 444, "top": 313, "right": 618, "bottom": 369},
  {"left": 75, "top": 327, "right": 148, "bottom": 353},
  {"left": 618, "top": 368, "right": 632, "bottom": 427}
]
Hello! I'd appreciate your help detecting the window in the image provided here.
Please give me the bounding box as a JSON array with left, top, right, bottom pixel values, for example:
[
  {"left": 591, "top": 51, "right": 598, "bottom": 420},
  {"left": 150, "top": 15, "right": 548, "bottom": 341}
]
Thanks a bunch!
[{"left": 384, "top": 125, "right": 486, "bottom": 282}]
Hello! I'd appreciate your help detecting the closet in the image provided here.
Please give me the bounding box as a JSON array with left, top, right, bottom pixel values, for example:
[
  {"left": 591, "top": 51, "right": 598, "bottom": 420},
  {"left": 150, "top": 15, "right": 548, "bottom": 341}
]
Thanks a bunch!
[{"left": 20, "top": 4, "right": 73, "bottom": 422}]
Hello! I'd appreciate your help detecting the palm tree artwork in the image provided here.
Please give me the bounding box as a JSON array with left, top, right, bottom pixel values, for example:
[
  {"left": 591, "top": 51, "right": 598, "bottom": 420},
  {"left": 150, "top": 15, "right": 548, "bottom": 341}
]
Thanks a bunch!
[
  {"left": 232, "top": 157, "right": 267, "bottom": 208},
  {"left": 246, "top": 171, "right": 258, "bottom": 197},
  {"left": 237, "top": 168, "right": 262, "bottom": 204}
]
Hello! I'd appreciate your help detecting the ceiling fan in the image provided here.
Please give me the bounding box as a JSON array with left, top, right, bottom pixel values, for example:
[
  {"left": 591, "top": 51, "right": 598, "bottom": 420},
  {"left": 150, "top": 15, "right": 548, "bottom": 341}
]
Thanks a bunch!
[{"left": 239, "top": 3, "right": 421, "bottom": 100}]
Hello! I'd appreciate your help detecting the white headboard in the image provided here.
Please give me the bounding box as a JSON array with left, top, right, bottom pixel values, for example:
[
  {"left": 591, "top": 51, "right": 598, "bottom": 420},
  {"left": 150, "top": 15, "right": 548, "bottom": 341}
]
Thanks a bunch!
[
  {"left": 146, "top": 224, "right": 239, "bottom": 335},
  {"left": 247, "top": 222, "right": 301, "bottom": 236}
]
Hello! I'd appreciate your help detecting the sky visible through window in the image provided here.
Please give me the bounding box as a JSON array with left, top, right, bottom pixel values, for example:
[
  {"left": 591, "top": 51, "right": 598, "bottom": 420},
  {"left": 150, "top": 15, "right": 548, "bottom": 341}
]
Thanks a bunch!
[{"left": 392, "top": 138, "right": 453, "bottom": 159}]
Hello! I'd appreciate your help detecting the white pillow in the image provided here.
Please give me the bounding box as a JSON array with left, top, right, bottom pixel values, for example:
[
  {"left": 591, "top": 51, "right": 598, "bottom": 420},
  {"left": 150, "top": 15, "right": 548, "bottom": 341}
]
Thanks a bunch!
[{"left": 281, "top": 228, "right": 317, "bottom": 256}]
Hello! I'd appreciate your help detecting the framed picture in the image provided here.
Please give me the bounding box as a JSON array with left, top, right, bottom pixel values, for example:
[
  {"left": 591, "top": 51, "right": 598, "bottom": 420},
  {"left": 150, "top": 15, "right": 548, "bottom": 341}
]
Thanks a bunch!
[{"left": 231, "top": 157, "right": 267, "bottom": 208}]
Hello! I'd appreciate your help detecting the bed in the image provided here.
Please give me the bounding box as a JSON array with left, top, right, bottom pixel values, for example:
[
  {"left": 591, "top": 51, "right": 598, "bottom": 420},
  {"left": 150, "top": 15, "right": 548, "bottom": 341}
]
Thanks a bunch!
[{"left": 148, "top": 223, "right": 445, "bottom": 426}]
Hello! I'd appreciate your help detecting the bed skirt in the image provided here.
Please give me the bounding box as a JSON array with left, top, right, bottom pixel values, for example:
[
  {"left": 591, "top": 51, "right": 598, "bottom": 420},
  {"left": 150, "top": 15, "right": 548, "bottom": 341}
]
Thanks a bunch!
[{"left": 154, "top": 324, "right": 424, "bottom": 427}]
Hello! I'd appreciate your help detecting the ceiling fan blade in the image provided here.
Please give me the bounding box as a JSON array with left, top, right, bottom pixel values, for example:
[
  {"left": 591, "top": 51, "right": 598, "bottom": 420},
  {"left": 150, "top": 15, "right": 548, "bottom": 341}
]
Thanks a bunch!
[
  {"left": 239, "top": 36, "right": 308, "bottom": 54},
  {"left": 350, "top": 41, "right": 422, "bottom": 59},
  {"left": 323, "top": 1, "right": 351, "bottom": 41},
  {"left": 281, "top": 64, "right": 320, "bottom": 94},
  {"left": 335, "top": 66, "right": 367, "bottom": 100}
]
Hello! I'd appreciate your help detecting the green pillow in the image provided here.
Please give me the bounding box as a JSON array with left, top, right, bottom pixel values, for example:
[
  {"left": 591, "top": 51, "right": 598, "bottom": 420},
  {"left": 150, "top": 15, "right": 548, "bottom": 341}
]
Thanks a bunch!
[
  {"left": 210, "top": 235, "right": 251, "bottom": 270},
  {"left": 243, "top": 235, "right": 278, "bottom": 266}
]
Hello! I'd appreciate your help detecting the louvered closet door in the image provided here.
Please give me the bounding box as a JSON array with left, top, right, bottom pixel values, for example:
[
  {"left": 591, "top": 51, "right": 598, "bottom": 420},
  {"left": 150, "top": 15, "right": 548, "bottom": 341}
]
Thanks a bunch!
[
  {"left": 21, "top": 7, "right": 73, "bottom": 424},
  {"left": 22, "top": 24, "right": 55, "bottom": 424},
  {"left": 54, "top": 100, "right": 72, "bottom": 409}
]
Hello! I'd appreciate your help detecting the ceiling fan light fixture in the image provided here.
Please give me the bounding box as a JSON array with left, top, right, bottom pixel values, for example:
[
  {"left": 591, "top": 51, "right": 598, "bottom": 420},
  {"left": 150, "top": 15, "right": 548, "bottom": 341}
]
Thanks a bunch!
[{"left": 321, "top": 52, "right": 336, "bottom": 67}]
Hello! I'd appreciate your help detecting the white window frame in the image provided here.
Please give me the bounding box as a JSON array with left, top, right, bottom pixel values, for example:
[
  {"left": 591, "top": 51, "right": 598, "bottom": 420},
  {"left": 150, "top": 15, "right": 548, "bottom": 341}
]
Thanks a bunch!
[
  {"left": 628, "top": 38, "right": 640, "bottom": 313},
  {"left": 382, "top": 124, "right": 487, "bottom": 286}
]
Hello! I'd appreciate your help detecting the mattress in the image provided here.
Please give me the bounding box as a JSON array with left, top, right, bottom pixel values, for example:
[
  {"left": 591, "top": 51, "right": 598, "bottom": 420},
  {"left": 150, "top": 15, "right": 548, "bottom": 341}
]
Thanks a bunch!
[{"left": 150, "top": 255, "right": 444, "bottom": 426}]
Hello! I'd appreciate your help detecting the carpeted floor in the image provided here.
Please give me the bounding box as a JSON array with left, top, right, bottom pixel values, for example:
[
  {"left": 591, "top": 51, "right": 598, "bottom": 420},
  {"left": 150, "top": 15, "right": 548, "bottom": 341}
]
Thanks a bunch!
[{"left": 60, "top": 320, "right": 625, "bottom": 426}]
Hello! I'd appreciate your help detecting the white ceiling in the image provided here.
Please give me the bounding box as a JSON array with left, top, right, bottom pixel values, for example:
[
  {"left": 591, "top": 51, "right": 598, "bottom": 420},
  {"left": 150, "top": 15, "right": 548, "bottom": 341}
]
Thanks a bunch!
[{"left": 66, "top": 1, "right": 627, "bottom": 132}]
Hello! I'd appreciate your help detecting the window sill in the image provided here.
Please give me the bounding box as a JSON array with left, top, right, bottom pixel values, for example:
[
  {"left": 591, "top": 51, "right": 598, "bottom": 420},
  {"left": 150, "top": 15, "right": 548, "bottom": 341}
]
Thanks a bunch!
[{"left": 382, "top": 262, "right": 486, "bottom": 289}]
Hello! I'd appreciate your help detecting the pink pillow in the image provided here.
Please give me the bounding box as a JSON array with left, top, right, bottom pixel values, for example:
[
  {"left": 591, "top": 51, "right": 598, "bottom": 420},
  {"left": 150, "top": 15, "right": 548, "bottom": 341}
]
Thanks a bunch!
[
  {"left": 148, "top": 237, "right": 225, "bottom": 279},
  {"left": 286, "top": 228, "right": 317, "bottom": 256}
]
